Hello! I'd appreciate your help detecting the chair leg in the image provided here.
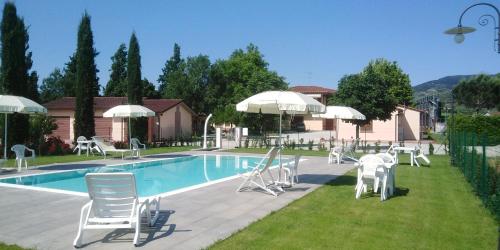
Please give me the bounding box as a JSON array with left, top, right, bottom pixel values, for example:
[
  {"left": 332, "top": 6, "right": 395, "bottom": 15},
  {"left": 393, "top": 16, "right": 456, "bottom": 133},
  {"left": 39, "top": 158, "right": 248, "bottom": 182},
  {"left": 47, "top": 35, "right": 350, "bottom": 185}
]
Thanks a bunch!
[
  {"left": 355, "top": 179, "right": 364, "bottom": 199},
  {"left": 133, "top": 213, "right": 141, "bottom": 246}
]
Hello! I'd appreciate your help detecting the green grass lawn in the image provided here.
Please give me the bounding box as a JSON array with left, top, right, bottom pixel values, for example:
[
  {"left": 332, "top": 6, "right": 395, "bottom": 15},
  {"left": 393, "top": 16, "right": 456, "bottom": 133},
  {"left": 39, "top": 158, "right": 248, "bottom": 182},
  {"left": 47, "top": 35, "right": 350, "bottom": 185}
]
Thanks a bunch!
[
  {"left": 0, "top": 243, "right": 31, "bottom": 250},
  {"left": 210, "top": 154, "right": 498, "bottom": 249},
  {"left": 0, "top": 146, "right": 195, "bottom": 168}
]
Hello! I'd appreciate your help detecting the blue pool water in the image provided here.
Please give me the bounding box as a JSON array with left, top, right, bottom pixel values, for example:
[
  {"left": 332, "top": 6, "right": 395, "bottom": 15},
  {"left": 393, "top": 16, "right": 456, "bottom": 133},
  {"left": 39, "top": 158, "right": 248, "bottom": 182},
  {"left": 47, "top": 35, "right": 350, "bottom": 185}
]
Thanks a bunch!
[{"left": 0, "top": 155, "right": 278, "bottom": 197}]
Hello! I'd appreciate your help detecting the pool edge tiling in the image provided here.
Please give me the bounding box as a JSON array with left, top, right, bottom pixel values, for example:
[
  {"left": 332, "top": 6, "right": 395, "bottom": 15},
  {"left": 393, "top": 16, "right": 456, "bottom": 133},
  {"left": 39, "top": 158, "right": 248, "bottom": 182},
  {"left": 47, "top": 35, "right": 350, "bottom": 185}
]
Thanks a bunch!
[{"left": 0, "top": 154, "right": 280, "bottom": 198}]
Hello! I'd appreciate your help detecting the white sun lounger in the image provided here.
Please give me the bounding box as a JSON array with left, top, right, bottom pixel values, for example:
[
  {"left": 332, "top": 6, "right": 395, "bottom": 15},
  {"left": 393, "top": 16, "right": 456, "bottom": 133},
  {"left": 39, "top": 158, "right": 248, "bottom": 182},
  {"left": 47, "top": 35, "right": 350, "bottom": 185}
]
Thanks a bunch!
[
  {"left": 73, "top": 173, "right": 160, "bottom": 247},
  {"left": 92, "top": 137, "right": 131, "bottom": 159},
  {"left": 236, "top": 147, "right": 283, "bottom": 196}
]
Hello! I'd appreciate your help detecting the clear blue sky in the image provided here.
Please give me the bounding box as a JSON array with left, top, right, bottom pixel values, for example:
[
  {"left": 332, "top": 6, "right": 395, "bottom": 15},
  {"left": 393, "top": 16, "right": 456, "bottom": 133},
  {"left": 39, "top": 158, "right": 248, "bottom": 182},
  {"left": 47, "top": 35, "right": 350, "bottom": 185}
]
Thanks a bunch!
[{"left": 9, "top": 0, "right": 500, "bottom": 90}]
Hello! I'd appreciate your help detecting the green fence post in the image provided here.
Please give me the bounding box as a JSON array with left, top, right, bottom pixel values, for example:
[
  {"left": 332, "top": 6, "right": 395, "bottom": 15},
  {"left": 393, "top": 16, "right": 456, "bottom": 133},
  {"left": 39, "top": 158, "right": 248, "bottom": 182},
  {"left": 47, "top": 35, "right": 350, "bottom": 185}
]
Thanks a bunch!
[
  {"left": 470, "top": 133, "right": 475, "bottom": 186},
  {"left": 481, "top": 134, "right": 487, "bottom": 203},
  {"left": 463, "top": 131, "right": 467, "bottom": 174}
]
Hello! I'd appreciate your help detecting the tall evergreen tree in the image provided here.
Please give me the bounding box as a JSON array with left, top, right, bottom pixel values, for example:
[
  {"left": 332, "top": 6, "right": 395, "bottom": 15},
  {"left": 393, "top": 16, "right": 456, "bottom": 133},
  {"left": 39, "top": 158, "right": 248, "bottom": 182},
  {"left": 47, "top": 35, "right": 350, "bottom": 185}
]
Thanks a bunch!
[
  {"left": 61, "top": 54, "right": 77, "bottom": 96},
  {"left": 158, "top": 43, "right": 182, "bottom": 95},
  {"left": 74, "top": 12, "right": 98, "bottom": 139},
  {"left": 127, "top": 33, "right": 146, "bottom": 140},
  {"left": 0, "top": 2, "right": 35, "bottom": 145},
  {"left": 104, "top": 43, "right": 128, "bottom": 96}
]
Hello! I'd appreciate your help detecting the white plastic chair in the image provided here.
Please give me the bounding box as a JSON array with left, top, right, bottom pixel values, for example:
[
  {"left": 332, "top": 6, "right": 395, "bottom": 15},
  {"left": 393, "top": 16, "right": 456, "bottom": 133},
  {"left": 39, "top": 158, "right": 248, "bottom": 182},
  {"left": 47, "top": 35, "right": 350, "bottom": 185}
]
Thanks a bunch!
[
  {"left": 376, "top": 152, "right": 397, "bottom": 196},
  {"left": 414, "top": 145, "right": 431, "bottom": 167},
  {"left": 73, "top": 136, "right": 90, "bottom": 156},
  {"left": 73, "top": 173, "right": 160, "bottom": 247},
  {"left": 328, "top": 146, "right": 343, "bottom": 164},
  {"left": 355, "top": 154, "right": 389, "bottom": 201},
  {"left": 130, "top": 138, "right": 146, "bottom": 158},
  {"left": 284, "top": 155, "right": 301, "bottom": 186},
  {"left": 11, "top": 144, "right": 35, "bottom": 172},
  {"left": 236, "top": 147, "right": 283, "bottom": 196}
]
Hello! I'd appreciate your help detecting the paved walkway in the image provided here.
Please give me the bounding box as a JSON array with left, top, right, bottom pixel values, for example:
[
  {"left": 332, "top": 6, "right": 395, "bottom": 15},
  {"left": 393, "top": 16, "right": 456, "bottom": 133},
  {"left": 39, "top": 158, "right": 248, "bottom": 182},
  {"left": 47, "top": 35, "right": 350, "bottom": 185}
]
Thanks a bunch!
[{"left": 0, "top": 151, "right": 354, "bottom": 250}]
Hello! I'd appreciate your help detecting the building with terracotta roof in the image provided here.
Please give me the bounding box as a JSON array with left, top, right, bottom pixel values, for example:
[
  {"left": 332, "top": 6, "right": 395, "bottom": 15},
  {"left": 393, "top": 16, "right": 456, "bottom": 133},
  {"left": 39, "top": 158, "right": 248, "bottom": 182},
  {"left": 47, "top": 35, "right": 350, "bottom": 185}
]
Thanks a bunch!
[
  {"left": 289, "top": 85, "right": 336, "bottom": 131},
  {"left": 44, "top": 97, "right": 196, "bottom": 143}
]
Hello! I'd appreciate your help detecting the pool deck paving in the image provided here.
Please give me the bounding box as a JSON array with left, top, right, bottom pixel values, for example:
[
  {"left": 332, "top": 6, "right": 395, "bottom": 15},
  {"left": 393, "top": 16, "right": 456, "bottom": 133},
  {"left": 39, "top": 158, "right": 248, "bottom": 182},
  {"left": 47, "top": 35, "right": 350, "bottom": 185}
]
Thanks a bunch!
[{"left": 0, "top": 150, "right": 354, "bottom": 250}]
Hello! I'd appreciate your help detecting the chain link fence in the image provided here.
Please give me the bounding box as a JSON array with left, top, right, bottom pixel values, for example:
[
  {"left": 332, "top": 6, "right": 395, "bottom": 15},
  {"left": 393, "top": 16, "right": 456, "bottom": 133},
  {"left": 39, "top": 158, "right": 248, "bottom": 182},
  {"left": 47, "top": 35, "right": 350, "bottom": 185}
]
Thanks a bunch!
[{"left": 449, "top": 129, "right": 500, "bottom": 221}]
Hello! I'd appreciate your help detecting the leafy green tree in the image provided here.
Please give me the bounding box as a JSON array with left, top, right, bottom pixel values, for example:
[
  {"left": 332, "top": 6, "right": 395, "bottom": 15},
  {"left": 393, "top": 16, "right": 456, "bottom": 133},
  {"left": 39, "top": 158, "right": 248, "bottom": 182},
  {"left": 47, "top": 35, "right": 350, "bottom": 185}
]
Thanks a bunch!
[
  {"left": 40, "top": 68, "right": 65, "bottom": 103},
  {"left": 158, "top": 43, "right": 182, "bottom": 95},
  {"left": 142, "top": 78, "right": 160, "bottom": 98},
  {"left": 127, "top": 33, "right": 146, "bottom": 140},
  {"left": 330, "top": 59, "right": 412, "bottom": 138},
  {"left": 207, "top": 44, "right": 288, "bottom": 132},
  {"left": 452, "top": 74, "right": 500, "bottom": 113},
  {"left": 0, "top": 2, "right": 36, "bottom": 145},
  {"left": 74, "top": 12, "right": 98, "bottom": 139},
  {"left": 104, "top": 43, "right": 127, "bottom": 96}
]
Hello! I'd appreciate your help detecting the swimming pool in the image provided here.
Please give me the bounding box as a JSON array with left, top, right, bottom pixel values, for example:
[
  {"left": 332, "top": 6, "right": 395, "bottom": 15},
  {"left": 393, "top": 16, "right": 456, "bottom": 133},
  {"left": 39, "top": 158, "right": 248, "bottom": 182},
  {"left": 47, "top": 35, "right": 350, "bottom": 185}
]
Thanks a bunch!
[{"left": 0, "top": 155, "right": 279, "bottom": 197}]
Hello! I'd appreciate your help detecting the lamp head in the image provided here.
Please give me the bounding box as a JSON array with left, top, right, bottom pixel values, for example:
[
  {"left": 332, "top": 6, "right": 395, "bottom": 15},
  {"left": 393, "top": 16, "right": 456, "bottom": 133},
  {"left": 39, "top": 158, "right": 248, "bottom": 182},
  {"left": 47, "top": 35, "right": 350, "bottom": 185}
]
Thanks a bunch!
[
  {"left": 454, "top": 33, "right": 465, "bottom": 43},
  {"left": 444, "top": 25, "right": 476, "bottom": 44}
]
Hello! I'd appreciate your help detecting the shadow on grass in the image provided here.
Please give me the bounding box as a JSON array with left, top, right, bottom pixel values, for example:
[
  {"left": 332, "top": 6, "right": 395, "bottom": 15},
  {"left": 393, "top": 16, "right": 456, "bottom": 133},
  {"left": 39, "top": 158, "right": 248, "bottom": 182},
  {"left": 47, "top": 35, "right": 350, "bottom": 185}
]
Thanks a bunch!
[
  {"left": 324, "top": 175, "right": 357, "bottom": 186},
  {"left": 296, "top": 174, "right": 346, "bottom": 185}
]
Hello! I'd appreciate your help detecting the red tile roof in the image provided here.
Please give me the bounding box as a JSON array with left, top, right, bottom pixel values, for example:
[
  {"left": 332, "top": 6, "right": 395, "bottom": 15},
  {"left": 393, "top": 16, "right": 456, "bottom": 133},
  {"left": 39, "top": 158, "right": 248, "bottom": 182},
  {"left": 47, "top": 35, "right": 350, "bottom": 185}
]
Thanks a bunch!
[
  {"left": 44, "top": 97, "right": 189, "bottom": 114},
  {"left": 289, "top": 85, "right": 336, "bottom": 94}
]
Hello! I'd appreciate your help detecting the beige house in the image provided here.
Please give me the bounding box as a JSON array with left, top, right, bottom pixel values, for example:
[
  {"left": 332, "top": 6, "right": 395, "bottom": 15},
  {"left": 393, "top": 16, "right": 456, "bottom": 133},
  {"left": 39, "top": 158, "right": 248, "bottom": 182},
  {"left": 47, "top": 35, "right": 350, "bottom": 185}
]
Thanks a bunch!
[
  {"left": 289, "top": 85, "right": 335, "bottom": 131},
  {"left": 334, "top": 105, "right": 422, "bottom": 142},
  {"left": 44, "top": 97, "right": 195, "bottom": 143}
]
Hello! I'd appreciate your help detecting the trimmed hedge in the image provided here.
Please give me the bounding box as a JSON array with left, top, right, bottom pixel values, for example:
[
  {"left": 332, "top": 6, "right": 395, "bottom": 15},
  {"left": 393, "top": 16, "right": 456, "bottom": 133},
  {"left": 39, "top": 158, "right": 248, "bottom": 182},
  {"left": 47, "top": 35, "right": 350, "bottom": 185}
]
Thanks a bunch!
[{"left": 452, "top": 114, "right": 500, "bottom": 145}]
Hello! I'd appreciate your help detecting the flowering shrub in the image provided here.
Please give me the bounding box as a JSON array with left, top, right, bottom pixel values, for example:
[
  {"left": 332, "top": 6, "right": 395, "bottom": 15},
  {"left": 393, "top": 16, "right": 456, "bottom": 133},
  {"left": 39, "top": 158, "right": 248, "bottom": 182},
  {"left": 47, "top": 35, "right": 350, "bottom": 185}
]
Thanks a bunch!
[
  {"left": 113, "top": 141, "right": 128, "bottom": 149},
  {"left": 40, "top": 136, "right": 71, "bottom": 155}
]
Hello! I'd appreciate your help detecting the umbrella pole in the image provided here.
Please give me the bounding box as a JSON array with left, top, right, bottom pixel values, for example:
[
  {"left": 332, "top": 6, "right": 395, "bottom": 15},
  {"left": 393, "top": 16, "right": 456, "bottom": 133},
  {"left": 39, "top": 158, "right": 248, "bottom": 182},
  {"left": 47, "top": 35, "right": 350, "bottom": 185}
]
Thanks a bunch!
[
  {"left": 129, "top": 117, "right": 132, "bottom": 150},
  {"left": 3, "top": 113, "right": 6, "bottom": 159},
  {"left": 336, "top": 119, "right": 339, "bottom": 147},
  {"left": 278, "top": 111, "right": 282, "bottom": 183}
]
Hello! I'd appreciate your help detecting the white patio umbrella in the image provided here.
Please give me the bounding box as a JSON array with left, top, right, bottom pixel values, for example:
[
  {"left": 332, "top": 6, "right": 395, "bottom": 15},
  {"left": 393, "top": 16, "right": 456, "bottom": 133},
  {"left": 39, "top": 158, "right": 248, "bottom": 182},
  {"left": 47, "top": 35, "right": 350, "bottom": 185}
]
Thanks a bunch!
[
  {"left": 0, "top": 95, "right": 47, "bottom": 159},
  {"left": 236, "top": 91, "right": 325, "bottom": 183},
  {"left": 312, "top": 106, "right": 366, "bottom": 143},
  {"left": 103, "top": 105, "right": 155, "bottom": 148}
]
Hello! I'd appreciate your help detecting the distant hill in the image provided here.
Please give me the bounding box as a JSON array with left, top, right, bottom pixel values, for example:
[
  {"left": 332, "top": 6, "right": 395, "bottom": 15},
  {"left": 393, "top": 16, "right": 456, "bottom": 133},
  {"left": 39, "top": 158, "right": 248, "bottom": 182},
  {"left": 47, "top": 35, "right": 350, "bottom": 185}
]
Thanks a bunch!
[{"left": 413, "top": 75, "right": 478, "bottom": 104}]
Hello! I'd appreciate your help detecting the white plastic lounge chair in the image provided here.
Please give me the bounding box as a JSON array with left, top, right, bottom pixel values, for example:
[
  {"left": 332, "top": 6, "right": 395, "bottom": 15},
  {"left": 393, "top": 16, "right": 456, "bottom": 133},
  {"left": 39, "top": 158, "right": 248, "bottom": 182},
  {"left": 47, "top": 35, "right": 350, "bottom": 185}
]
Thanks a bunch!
[
  {"left": 284, "top": 155, "right": 301, "bottom": 186},
  {"left": 73, "top": 173, "right": 160, "bottom": 247},
  {"left": 355, "top": 154, "right": 389, "bottom": 201},
  {"left": 236, "top": 147, "right": 283, "bottom": 196},
  {"left": 344, "top": 138, "right": 359, "bottom": 161},
  {"left": 92, "top": 137, "right": 131, "bottom": 159},
  {"left": 414, "top": 145, "right": 430, "bottom": 167},
  {"left": 130, "top": 138, "right": 146, "bottom": 158},
  {"left": 73, "top": 136, "right": 91, "bottom": 156},
  {"left": 11, "top": 144, "right": 35, "bottom": 172},
  {"left": 328, "top": 146, "right": 343, "bottom": 164}
]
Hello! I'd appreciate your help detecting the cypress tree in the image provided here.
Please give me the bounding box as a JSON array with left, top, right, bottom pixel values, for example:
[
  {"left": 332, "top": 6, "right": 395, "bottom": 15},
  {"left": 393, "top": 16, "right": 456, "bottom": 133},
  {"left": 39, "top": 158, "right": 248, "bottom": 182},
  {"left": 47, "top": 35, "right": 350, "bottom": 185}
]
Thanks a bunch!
[
  {"left": 104, "top": 43, "right": 127, "bottom": 96},
  {"left": 74, "top": 12, "right": 98, "bottom": 139},
  {"left": 0, "top": 2, "right": 34, "bottom": 145},
  {"left": 127, "top": 33, "right": 142, "bottom": 105},
  {"left": 127, "top": 33, "right": 146, "bottom": 141}
]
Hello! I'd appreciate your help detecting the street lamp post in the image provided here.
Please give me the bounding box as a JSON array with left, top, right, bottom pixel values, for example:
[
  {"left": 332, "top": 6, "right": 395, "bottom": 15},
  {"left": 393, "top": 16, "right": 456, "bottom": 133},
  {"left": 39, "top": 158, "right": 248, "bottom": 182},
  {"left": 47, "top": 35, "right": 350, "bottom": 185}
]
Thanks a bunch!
[{"left": 444, "top": 3, "right": 500, "bottom": 53}]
